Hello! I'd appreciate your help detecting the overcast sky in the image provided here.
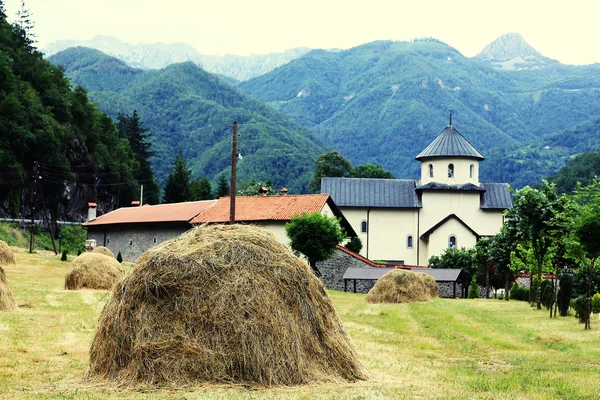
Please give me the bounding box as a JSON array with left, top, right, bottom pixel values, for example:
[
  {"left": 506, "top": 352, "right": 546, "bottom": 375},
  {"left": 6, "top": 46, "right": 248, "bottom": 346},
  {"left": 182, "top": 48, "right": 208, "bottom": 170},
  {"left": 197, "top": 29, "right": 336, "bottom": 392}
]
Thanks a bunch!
[{"left": 4, "top": 0, "right": 599, "bottom": 65}]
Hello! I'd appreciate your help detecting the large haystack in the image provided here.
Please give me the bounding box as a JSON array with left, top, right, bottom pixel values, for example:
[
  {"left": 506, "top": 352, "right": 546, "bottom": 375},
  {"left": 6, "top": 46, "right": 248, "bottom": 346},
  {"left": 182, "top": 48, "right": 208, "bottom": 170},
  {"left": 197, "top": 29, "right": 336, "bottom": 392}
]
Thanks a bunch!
[
  {"left": 365, "top": 269, "right": 438, "bottom": 304},
  {"left": 88, "top": 224, "right": 364, "bottom": 387},
  {"left": 64, "top": 252, "right": 124, "bottom": 290},
  {"left": 92, "top": 246, "right": 114, "bottom": 258},
  {"left": 0, "top": 240, "right": 16, "bottom": 266},
  {"left": 0, "top": 266, "right": 18, "bottom": 311}
]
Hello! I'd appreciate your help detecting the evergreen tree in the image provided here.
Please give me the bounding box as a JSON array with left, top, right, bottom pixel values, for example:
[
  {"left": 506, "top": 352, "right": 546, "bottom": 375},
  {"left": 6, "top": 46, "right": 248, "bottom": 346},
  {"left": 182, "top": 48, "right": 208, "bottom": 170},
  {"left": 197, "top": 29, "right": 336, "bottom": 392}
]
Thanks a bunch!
[
  {"left": 309, "top": 151, "right": 352, "bottom": 193},
  {"left": 215, "top": 174, "right": 230, "bottom": 198},
  {"left": 117, "top": 110, "right": 159, "bottom": 204},
  {"left": 189, "top": 177, "right": 213, "bottom": 200},
  {"left": 162, "top": 151, "right": 191, "bottom": 203},
  {"left": 16, "top": 0, "right": 36, "bottom": 48},
  {"left": 0, "top": 1, "right": 6, "bottom": 20}
]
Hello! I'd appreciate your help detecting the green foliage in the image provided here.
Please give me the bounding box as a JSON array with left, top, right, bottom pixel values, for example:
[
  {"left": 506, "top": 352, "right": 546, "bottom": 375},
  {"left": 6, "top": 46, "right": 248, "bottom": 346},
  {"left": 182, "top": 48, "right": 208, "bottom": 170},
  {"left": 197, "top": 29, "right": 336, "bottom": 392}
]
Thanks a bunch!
[
  {"left": 509, "top": 282, "right": 520, "bottom": 300},
  {"left": 309, "top": 151, "right": 352, "bottom": 193},
  {"left": 236, "top": 179, "right": 276, "bottom": 196},
  {"left": 162, "top": 150, "right": 191, "bottom": 203},
  {"left": 591, "top": 293, "right": 600, "bottom": 314},
  {"left": 285, "top": 211, "right": 346, "bottom": 275},
  {"left": 468, "top": 278, "right": 480, "bottom": 299},
  {"left": 572, "top": 265, "right": 600, "bottom": 298},
  {"left": 548, "top": 152, "right": 600, "bottom": 194},
  {"left": 558, "top": 274, "right": 573, "bottom": 317},
  {"left": 540, "top": 279, "right": 555, "bottom": 310},
  {"left": 572, "top": 297, "right": 588, "bottom": 323},
  {"left": 58, "top": 225, "right": 86, "bottom": 255},
  {"left": 189, "top": 177, "right": 213, "bottom": 200},
  {"left": 215, "top": 174, "right": 230, "bottom": 198},
  {"left": 428, "top": 247, "right": 476, "bottom": 282},
  {"left": 60, "top": 250, "right": 67, "bottom": 261},
  {"left": 116, "top": 251, "right": 123, "bottom": 263},
  {"left": 349, "top": 164, "right": 395, "bottom": 179},
  {"left": 344, "top": 237, "right": 362, "bottom": 254}
]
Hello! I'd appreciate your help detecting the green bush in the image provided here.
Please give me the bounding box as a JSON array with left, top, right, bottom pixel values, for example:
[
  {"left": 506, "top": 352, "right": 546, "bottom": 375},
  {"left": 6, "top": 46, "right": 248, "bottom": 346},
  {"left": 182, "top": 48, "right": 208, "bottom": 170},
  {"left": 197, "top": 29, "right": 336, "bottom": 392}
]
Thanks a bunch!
[
  {"left": 558, "top": 275, "right": 573, "bottom": 317},
  {"left": 573, "top": 297, "right": 588, "bottom": 323},
  {"left": 540, "top": 279, "right": 555, "bottom": 310},
  {"left": 468, "top": 278, "right": 479, "bottom": 299},
  {"left": 59, "top": 225, "right": 86, "bottom": 255},
  {"left": 520, "top": 288, "right": 530, "bottom": 302},
  {"left": 60, "top": 250, "right": 68, "bottom": 261},
  {"left": 509, "top": 282, "right": 520, "bottom": 300},
  {"left": 116, "top": 251, "right": 123, "bottom": 263},
  {"left": 592, "top": 293, "right": 600, "bottom": 314},
  {"left": 344, "top": 237, "right": 362, "bottom": 254}
]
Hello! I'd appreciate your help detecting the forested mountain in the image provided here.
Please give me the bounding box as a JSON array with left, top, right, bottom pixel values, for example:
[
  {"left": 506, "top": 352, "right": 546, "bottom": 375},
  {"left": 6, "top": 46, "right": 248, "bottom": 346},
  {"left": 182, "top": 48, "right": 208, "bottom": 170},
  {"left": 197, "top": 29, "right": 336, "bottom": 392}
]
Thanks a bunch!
[
  {"left": 43, "top": 35, "right": 312, "bottom": 81},
  {"left": 49, "top": 47, "right": 326, "bottom": 193},
  {"left": 0, "top": 15, "right": 145, "bottom": 219},
  {"left": 239, "top": 36, "right": 600, "bottom": 188}
]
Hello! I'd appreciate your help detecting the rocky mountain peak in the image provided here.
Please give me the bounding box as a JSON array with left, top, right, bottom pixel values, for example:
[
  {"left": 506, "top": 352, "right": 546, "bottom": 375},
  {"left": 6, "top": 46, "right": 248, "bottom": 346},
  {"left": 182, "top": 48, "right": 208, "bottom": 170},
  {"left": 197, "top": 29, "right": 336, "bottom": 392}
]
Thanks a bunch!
[{"left": 474, "top": 33, "right": 556, "bottom": 70}]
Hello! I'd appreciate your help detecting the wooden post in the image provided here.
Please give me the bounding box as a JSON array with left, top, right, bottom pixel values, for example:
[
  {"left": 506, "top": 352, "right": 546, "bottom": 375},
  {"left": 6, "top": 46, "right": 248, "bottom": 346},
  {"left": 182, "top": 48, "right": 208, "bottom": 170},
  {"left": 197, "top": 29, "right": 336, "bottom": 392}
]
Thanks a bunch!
[
  {"left": 344, "top": 279, "right": 347, "bottom": 292},
  {"left": 229, "top": 121, "right": 238, "bottom": 224},
  {"left": 353, "top": 279, "right": 357, "bottom": 293}
]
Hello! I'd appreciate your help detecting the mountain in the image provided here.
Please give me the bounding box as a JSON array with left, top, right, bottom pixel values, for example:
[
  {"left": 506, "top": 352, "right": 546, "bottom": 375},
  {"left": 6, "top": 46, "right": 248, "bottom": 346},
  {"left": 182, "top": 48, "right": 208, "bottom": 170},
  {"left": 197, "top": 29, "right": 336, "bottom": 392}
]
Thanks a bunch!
[
  {"left": 238, "top": 37, "right": 600, "bottom": 189},
  {"left": 43, "top": 35, "right": 311, "bottom": 81},
  {"left": 49, "top": 47, "right": 326, "bottom": 193},
  {"left": 474, "top": 33, "right": 557, "bottom": 70}
]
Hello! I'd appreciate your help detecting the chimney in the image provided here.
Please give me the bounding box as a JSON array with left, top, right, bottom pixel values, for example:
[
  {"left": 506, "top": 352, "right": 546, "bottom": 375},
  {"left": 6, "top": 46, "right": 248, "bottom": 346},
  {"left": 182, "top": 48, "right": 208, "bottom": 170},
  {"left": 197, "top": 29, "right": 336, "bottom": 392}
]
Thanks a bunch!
[
  {"left": 258, "top": 186, "right": 268, "bottom": 196},
  {"left": 279, "top": 187, "right": 288, "bottom": 196},
  {"left": 87, "top": 202, "right": 97, "bottom": 222}
]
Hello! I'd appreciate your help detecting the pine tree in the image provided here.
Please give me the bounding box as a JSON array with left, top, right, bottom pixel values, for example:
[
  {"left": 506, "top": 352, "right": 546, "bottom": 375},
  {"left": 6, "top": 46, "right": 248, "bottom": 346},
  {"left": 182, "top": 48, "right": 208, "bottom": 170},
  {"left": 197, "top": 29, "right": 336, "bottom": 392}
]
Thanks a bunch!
[
  {"left": 189, "top": 177, "right": 213, "bottom": 200},
  {"left": 16, "top": 0, "right": 36, "bottom": 48},
  {"left": 162, "top": 151, "right": 191, "bottom": 203},
  {"left": 215, "top": 174, "right": 230, "bottom": 198},
  {"left": 117, "top": 110, "right": 160, "bottom": 204},
  {"left": 0, "top": 1, "right": 7, "bottom": 20}
]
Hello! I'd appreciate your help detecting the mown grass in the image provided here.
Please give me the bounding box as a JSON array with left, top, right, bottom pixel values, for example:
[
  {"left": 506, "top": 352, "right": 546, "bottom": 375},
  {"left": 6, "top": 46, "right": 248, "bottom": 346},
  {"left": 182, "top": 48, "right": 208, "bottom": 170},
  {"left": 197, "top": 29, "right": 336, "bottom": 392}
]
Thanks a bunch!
[{"left": 1, "top": 249, "right": 599, "bottom": 399}]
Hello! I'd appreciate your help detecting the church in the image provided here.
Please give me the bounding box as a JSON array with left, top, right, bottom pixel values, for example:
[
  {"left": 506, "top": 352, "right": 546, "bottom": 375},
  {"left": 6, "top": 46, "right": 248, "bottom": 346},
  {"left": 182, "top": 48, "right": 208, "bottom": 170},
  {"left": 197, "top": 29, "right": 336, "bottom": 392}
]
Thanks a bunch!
[{"left": 321, "top": 118, "right": 512, "bottom": 266}]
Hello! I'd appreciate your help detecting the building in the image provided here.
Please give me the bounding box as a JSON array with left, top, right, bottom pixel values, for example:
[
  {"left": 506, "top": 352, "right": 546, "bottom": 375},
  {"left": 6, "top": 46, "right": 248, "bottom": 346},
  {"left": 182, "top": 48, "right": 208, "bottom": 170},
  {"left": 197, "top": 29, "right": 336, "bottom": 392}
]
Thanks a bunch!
[
  {"left": 190, "top": 194, "right": 356, "bottom": 244},
  {"left": 83, "top": 200, "right": 216, "bottom": 261},
  {"left": 321, "top": 120, "right": 511, "bottom": 266}
]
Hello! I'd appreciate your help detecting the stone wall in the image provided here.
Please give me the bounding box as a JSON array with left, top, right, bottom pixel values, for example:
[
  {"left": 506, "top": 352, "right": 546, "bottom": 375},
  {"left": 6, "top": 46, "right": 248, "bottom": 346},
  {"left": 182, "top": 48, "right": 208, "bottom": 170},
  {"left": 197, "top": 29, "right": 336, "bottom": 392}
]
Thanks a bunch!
[
  {"left": 318, "top": 249, "right": 376, "bottom": 294},
  {"left": 87, "top": 222, "right": 190, "bottom": 262},
  {"left": 438, "top": 282, "right": 466, "bottom": 298}
]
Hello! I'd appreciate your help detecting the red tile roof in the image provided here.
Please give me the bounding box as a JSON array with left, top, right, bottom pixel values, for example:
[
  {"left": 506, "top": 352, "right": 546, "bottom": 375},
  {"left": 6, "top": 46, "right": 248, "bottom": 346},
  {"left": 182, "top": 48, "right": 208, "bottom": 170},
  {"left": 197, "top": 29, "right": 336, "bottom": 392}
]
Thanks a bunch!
[
  {"left": 191, "top": 194, "right": 330, "bottom": 224},
  {"left": 83, "top": 200, "right": 217, "bottom": 227}
]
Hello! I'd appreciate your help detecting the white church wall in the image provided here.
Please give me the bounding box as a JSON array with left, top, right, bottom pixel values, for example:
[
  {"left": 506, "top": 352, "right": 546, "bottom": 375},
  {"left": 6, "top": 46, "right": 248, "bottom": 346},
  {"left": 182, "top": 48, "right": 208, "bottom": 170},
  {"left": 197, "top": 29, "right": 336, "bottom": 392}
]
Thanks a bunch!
[{"left": 420, "top": 157, "right": 479, "bottom": 185}]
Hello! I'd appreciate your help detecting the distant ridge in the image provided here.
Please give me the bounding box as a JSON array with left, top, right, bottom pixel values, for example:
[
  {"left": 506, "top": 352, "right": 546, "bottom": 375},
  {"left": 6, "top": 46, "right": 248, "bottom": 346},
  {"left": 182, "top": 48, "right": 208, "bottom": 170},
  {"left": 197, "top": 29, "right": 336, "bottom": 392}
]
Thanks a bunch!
[{"left": 474, "top": 33, "right": 557, "bottom": 70}]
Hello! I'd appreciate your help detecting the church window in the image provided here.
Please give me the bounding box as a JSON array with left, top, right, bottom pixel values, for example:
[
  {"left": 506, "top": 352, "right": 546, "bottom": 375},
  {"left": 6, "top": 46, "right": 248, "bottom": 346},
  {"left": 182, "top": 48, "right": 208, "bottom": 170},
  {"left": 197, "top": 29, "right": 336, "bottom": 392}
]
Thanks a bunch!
[
  {"left": 407, "top": 235, "right": 413, "bottom": 249},
  {"left": 448, "top": 164, "right": 454, "bottom": 178},
  {"left": 361, "top": 220, "right": 368, "bottom": 233},
  {"left": 470, "top": 164, "right": 474, "bottom": 178},
  {"left": 429, "top": 164, "right": 433, "bottom": 178},
  {"left": 448, "top": 235, "right": 457, "bottom": 248}
]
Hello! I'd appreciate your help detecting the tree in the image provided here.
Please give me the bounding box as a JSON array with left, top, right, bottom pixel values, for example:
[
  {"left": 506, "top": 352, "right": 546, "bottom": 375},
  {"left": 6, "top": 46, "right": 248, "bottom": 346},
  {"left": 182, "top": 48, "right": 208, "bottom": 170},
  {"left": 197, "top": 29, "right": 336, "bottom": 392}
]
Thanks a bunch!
[
  {"left": 428, "top": 247, "right": 475, "bottom": 297},
  {"left": 344, "top": 237, "right": 362, "bottom": 254},
  {"left": 506, "top": 182, "right": 571, "bottom": 309},
  {"left": 349, "top": 164, "right": 395, "bottom": 179},
  {"left": 473, "top": 238, "right": 492, "bottom": 298},
  {"left": 0, "top": 1, "right": 6, "bottom": 20},
  {"left": 557, "top": 274, "right": 573, "bottom": 317},
  {"left": 468, "top": 277, "right": 480, "bottom": 299},
  {"left": 162, "top": 151, "right": 191, "bottom": 203},
  {"left": 237, "top": 179, "right": 277, "bottom": 196},
  {"left": 309, "top": 151, "right": 352, "bottom": 193},
  {"left": 189, "top": 177, "right": 213, "bottom": 201},
  {"left": 16, "top": 0, "right": 36, "bottom": 48},
  {"left": 215, "top": 174, "right": 230, "bottom": 198},
  {"left": 489, "top": 224, "right": 519, "bottom": 301},
  {"left": 285, "top": 212, "right": 346, "bottom": 276},
  {"left": 117, "top": 110, "right": 159, "bottom": 204}
]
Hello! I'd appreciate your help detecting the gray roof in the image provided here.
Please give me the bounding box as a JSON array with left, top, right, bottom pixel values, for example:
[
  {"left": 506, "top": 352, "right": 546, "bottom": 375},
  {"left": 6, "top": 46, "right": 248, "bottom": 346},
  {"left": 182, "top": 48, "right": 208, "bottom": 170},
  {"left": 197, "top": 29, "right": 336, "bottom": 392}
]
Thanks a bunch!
[
  {"left": 342, "top": 267, "right": 466, "bottom": 282},
  {"left": 416, "top": 125, "right": 484, "bottom": 160},
  {"left": 321, "top": 177, "right": 420, "bottom": 208},
  {"left": 480, "top": 183, "right": 512, "bottom": 209},
  {"left": 416, "top": 182, "right": 486, "bottom": 192},
  {"left": 409, "top": 268, "right": 466, "bottom": 282},
  {"left": 343, "top": 267, "right": 396, "bottom": 280}
]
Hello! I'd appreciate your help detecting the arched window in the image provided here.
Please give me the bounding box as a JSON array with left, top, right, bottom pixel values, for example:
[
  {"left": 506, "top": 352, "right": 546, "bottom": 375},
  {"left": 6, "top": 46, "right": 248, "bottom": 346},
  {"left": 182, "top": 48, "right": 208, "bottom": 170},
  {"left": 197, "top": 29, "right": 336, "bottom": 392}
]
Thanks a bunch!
[
  {"left": 407, "top": 235, "right": 413, "bottom": 249},
  {"left": 429, "top": 164, "right": 434, "bottom": 178},
  {"left": 448, "top": 235, "right": 457, "bottom": 248},
  {"left": 469, "top": 164, "right": 474, "bottom": 178},
  {"left": 361, "top": 220, "right": 368, "bottom": 233},
  {"left": 448, "top": 164, "right": 454, "bottom": 178}
]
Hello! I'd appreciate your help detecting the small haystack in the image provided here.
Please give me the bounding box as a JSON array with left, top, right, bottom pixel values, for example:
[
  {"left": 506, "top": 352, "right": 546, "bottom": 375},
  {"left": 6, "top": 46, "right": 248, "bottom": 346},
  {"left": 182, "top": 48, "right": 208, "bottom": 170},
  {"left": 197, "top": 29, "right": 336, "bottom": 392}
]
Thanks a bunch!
[
  {"left": 92, "top": 246, "right": 114, "bottom": 258},
  {"left": 88, "top": 224, "right": 364, "bottom": 387},
  {"left": 0, "top": 266, "right": 18, "bottom": 311},
  {"left": 0, "top": 240, "right": 16, "bottom": 266},
  {"left": 64, "top": 252, "right": 124, "bottom": 290},
  {"left": 365, "top": 269, "right": 438, "bottom": 304}
]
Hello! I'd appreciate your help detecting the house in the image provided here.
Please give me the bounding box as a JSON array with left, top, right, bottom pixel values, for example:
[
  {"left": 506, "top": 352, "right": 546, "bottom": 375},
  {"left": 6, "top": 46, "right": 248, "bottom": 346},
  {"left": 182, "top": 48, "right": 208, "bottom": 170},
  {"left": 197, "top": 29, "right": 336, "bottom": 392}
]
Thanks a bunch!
[
  {"left": 321, "top": 119, "right": 511, "bottom": 266},
  {"left": 83, "top": 200, "right": 216, "bottom": 261},
  {"left": 190, "top": 194, "right": 356, "bottom": 245}
]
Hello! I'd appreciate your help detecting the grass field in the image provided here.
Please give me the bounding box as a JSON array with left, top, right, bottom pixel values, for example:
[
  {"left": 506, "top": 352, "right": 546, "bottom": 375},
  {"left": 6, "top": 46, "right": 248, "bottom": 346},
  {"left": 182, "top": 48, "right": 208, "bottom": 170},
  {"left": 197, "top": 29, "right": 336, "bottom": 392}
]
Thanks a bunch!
[{"left": 1, "top": 248, "right": 600, "bottom": 399}]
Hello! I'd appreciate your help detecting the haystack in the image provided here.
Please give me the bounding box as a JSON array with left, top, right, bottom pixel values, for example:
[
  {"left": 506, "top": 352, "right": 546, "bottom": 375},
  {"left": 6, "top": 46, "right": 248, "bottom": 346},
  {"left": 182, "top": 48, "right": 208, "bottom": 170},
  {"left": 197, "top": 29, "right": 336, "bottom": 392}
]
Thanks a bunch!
[
  {"left": 64, "top": 252, "right": 124, "bottom": 290},
  {"left": 0, "top": 266, "right": 18, "bottom": 311},
  {"left": 92, "top": 246, "right": 114, "bottom": 258},
  {"left": 88, "top": 224, "right": 364, "bottom": 387},
  {"left": 0, "top": 240, "right": 16, "bottom": 266},
  {"left": 365, "top": 269, "right": 438, "bottom": 304}
]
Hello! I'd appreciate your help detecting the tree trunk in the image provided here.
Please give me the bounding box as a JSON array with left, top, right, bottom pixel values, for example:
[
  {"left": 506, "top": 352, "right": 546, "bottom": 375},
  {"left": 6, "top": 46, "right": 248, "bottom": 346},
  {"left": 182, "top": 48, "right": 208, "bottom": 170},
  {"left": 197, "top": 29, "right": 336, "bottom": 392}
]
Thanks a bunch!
[
  {"left": 537, "top": 257, "right": 543, "bottom": 310},
  {"left": 485, "top": 263, "right": 490, "bottom": 299},
  {"left": 309, "top": 259, "right": 322, "bottom": 277},
  {"left": 505, "top": 271, "right": 510, "bottom": 301},
  {"left": 586, "top": 258, "right": 594, "bottom": 330}
]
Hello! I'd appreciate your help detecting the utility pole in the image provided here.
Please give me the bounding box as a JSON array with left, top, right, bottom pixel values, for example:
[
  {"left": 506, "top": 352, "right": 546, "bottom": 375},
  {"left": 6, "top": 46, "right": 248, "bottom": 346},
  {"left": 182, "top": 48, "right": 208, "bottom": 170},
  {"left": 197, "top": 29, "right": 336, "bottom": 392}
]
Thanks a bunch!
[
  {"left": 140, "top": 184, "right": 144, "bottom": 206},
  {"left": 229, "top": 121, "right": 238, "bottom": 224},
  {"left": 29, "top": 161, "right": 37, "bottom": 253}
]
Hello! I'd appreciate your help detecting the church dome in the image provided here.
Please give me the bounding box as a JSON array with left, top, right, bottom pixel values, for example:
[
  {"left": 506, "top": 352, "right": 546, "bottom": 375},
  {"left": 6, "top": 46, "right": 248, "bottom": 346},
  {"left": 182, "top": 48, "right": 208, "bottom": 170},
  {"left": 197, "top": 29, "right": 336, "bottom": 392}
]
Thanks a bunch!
[{"left": 415, "top": 125, "right": 484, "bottom": 161}]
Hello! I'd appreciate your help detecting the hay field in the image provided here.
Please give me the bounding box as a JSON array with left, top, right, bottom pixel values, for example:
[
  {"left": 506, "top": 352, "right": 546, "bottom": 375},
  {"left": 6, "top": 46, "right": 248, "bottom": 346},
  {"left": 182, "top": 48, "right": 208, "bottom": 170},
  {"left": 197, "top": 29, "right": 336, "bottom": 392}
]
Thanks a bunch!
[{"left": 1, "top": 250, "right": 600, "bottom": 399}]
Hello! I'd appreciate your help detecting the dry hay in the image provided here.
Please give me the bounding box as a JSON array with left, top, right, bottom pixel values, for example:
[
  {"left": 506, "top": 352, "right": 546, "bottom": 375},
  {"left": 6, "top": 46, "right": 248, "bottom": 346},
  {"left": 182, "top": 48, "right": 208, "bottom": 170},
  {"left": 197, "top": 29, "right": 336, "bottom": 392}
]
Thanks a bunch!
[
  {"left": 365, "top": 269, "right": 438, "bottom": 304},
  {"left": 64, "top": 252, "right": 125, "bottom": 290},
  {"left": 0, "top": 266, "right": 18, "bottom": 311},
  {"left": 88, "top": 224, "right": 364, "bottom": 387},
  {"left": 0, "top": 240, "right": 16, "bottom": 266},
  {"left": 92, "top": 246, "right": 114, "bottom": 258}
]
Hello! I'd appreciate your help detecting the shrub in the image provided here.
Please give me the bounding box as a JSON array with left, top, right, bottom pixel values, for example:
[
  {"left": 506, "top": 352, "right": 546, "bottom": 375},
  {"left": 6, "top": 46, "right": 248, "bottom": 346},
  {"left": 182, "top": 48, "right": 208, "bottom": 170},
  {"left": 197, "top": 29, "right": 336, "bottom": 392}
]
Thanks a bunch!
[
  {"left": 468, "top": 278, "right": 479, "bottom": 299},
  {"left": 117, "top": 251, "right": 123, "bottom": 263},
  {"left": 540, "top": 279, "right": 555, "bottom": 310},
  {"left": 557, "top": 275, "right": 573, "bottom": 317},
  {"left": 573, "top": 296, "right": 588, "bottom": 323},
  {"left": 61, "top": 250, "right": 68, "bottom": 261},
  {"left": 520, "top": 288, "right": 530, "bottom": 302},
  {"left": 344, "top": 237, "right": 362, "bottom": 254},
  {"left": 592, "top": 293, "right": 600, "bottom": 314},
  {"left": 509, "top": 282, "right": 520, "bottom": 300}
]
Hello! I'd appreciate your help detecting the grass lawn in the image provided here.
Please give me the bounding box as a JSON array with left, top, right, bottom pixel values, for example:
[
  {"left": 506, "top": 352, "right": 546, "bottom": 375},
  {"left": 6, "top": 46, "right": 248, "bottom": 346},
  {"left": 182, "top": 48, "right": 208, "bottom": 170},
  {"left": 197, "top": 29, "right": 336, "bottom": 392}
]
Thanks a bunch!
[{"left": 1, "top": 248, "right": 600, "bottom": 399}]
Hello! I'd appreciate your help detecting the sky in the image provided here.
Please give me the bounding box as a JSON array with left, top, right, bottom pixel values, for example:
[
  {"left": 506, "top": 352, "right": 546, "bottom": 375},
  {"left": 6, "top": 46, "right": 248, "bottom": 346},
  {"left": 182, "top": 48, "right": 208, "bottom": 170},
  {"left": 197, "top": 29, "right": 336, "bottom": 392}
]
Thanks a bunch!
[{"left": 3, "top": 0, "right": 600, "bottom": 65}]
